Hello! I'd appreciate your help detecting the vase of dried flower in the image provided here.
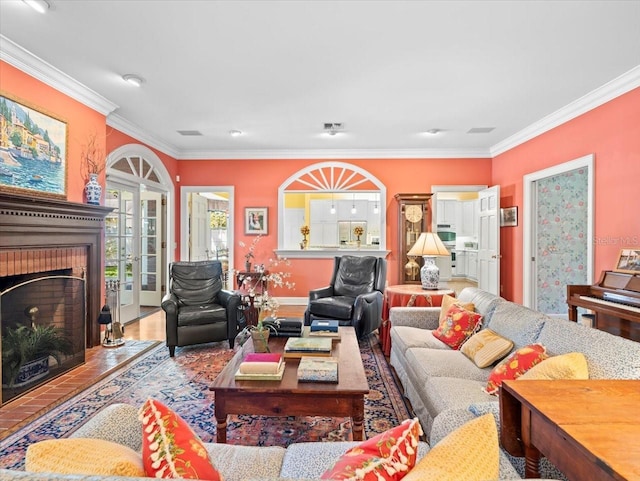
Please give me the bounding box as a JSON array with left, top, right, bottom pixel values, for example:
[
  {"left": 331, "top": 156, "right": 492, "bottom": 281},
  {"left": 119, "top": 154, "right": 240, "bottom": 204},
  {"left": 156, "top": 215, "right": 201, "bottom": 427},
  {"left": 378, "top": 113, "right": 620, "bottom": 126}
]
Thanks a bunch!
[{"left": 84, "top": 173, "right": 102, "bottom": 205}]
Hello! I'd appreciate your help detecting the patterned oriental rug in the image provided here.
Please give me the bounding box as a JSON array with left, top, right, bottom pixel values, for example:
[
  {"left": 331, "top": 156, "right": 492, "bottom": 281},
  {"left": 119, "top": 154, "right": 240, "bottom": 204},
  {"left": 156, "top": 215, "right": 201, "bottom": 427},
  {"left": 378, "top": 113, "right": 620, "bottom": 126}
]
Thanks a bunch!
[{"left": 0, "top": 334, "right": 411, "bottom": 470}]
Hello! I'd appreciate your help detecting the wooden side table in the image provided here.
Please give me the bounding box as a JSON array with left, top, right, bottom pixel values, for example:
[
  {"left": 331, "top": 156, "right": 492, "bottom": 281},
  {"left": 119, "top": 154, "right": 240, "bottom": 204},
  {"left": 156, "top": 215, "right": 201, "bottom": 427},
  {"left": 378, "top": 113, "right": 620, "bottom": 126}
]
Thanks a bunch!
[
  {"left": 379, "top": 285, "right": 455, "bottom": 356},
  {"left": 500, "top": 379, "right": 640, "bottom": 480}
]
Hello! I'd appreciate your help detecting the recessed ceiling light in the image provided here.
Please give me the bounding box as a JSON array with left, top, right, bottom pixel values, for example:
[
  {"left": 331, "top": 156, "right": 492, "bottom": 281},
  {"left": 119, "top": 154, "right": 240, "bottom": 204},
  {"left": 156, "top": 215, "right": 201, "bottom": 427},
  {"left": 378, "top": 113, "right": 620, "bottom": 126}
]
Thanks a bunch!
[
  {"left": 424, "top": 129, "right": 440, "bottom": 135},
  {"left": 122, "top": 74, "right": 144, "bottom": 87},
  {"left": 22, "top": 0, "right": 49, "bottom": 14},
  {"left": 229, "top": 130, "right": 243, "bottom": 137}
]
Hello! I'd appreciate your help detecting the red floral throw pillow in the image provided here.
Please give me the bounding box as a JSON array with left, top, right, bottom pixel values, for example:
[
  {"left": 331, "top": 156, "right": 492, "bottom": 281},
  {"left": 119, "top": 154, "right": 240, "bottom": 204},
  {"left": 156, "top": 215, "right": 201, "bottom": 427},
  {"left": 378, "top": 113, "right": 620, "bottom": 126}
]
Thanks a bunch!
[
  {"left": 321, "top": 418, "right": 423, "bottom": 481},
  {"left": 485, "top": 344, "right": 548, "bottom": 395},
  {"left": 138, "top": 398, "right": 222, "bottom": 481},
  {"left": 432, "top": 304, "right": 483, "bottom": 350}
]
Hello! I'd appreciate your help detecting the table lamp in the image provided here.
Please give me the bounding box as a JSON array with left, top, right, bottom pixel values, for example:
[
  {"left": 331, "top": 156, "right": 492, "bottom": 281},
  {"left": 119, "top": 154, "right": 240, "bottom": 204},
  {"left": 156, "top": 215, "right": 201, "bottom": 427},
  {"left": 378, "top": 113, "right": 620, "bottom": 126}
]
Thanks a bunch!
[{"left": 407, "top": 232, "right": 450, "bottom": 289}]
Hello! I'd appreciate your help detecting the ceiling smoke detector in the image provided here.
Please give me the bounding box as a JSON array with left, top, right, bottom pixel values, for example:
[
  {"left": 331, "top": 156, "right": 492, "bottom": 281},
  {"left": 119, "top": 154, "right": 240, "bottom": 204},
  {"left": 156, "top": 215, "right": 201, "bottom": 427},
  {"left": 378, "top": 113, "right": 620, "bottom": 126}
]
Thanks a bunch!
[{"left": 323, "top": 122, "right": 344, "bottom": 136}]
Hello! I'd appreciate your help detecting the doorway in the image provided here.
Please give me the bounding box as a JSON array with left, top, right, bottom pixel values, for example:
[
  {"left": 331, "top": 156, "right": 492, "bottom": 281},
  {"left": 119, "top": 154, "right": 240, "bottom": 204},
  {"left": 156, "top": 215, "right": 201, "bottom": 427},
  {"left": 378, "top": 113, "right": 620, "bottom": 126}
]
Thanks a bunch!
[
  {"left": 523, "top": 154, "right": 594, "bottom": 315},
  {"left": 105, "top": 145, "right": 173, "bottom": 324},
  {"left": 180, "top": 186, "right": 235, "bottom": 289}
]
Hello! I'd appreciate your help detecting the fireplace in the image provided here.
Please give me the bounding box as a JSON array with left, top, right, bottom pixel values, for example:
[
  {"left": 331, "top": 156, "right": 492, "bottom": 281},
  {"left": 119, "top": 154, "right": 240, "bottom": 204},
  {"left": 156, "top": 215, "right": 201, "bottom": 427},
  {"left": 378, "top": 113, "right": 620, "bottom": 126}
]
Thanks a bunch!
[{"left": 0, "top": 192, "right": 112, "bottom": 406}]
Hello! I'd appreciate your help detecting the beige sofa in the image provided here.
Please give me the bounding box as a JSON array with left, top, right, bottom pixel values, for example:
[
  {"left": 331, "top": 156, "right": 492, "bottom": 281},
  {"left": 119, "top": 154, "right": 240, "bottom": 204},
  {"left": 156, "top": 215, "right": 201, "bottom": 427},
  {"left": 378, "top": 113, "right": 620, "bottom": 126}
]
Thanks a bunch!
[{"left": 388, "top": 287, "right": 640, "bottom": 478}]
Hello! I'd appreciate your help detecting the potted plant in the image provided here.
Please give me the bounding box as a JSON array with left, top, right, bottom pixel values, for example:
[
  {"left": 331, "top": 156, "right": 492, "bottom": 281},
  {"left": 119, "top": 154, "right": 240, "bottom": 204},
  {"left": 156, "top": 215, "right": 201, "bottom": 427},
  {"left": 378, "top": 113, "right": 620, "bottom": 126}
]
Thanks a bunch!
[{"left": 1, "top": 324, "right": 74, "bottom": 388}]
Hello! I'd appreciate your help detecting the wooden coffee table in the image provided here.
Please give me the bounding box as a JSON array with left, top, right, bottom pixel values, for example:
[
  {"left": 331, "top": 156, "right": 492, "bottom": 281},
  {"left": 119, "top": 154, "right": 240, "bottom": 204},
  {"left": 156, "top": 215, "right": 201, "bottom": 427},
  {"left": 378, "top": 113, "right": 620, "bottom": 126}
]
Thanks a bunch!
[{"left": 209, "top": 326, "right": 369, "bottom": 443}]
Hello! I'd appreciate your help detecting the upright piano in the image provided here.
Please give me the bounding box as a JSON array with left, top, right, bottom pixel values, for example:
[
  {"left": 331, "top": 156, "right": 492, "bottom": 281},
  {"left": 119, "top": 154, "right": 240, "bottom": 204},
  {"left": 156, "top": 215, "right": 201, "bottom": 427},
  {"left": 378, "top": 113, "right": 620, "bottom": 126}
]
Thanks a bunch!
[{"left": 567, "top": 270, "right": 640, "bottom": 342}]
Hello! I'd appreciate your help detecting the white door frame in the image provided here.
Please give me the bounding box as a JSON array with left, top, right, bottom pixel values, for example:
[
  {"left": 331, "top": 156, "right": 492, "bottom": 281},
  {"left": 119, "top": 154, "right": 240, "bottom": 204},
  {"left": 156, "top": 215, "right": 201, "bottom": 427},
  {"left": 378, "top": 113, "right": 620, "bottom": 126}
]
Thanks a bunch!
[{"left": 523, "top": 154, "right": 595, "bottom": 309}]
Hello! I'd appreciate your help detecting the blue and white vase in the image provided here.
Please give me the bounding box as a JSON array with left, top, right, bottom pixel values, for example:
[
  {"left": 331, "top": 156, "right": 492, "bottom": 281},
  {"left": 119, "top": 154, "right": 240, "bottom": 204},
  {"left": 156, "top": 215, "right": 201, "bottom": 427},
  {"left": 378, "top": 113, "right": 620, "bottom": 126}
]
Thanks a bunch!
[{"left": 84, "top": 173, "right": 102, "bottom": 205}]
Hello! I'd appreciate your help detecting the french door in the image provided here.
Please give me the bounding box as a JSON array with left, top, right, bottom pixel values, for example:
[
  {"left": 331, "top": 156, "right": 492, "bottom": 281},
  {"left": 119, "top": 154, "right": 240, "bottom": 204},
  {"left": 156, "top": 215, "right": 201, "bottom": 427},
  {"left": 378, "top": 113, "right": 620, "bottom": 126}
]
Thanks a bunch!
[{"left": 105, "top": 182, "right": 163, "bottom": 323}]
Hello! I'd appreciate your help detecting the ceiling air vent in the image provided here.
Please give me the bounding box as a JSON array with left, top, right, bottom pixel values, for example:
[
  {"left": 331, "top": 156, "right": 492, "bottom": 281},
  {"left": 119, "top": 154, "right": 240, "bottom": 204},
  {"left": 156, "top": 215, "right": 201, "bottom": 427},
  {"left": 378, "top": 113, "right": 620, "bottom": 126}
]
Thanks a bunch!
[
  {"left": 467, "top": 127, "right": 495, "bottom": 134},
  {"left": 177, "top": 130, "right": 203, "bottom": 136},
  {"left": 323, "top": 123, "right": 344, "bottom": 135}
]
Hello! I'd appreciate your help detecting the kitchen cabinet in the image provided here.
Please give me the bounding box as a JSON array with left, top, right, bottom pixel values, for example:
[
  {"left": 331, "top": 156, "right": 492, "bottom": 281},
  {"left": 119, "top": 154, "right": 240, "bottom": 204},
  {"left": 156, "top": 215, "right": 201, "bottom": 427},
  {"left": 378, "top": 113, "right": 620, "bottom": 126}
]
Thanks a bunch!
[
  {"left": 309, "top": 199, "right": 338, "bottom": 246},
  {"left": 436, "top": 200, "right": 459, "bottom": 227},
  {"left": 436, "top": 255, "right": 452, "bottom": 281},
  {"left": 456, "top": 250, "right": 467, "bottom": 277},
  {"left": 468, "top": 251, "right": 478, "bottom": 280},
  {"left": 460, "top": 200, "right": 479, "bottom": 237}
]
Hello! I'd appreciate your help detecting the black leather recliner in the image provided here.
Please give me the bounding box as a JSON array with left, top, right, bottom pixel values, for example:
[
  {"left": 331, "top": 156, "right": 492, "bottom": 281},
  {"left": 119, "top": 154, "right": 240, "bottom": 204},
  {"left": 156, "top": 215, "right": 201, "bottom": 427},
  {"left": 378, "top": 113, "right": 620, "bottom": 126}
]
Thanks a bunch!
[
  {"left": 304, "top": 255, "right": 387, "bottom": 339},
  {"left": 161, "top": 260, "right": 243, "bottom": 356}
]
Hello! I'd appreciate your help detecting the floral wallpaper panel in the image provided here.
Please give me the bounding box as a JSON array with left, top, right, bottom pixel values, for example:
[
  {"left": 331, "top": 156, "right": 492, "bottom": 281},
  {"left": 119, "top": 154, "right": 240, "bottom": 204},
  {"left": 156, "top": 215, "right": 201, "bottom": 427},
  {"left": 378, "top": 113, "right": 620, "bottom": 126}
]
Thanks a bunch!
[{"left": 536, "top": 167, "right": 589, "bottom": 314}]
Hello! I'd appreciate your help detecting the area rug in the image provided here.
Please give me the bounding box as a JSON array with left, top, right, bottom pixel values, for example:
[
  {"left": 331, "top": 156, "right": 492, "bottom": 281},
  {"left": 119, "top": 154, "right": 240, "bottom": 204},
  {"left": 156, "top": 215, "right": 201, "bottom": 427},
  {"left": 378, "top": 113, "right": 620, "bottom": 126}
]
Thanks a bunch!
[{"left": 0, "top": 334, "right": 411, "bottom": 469}]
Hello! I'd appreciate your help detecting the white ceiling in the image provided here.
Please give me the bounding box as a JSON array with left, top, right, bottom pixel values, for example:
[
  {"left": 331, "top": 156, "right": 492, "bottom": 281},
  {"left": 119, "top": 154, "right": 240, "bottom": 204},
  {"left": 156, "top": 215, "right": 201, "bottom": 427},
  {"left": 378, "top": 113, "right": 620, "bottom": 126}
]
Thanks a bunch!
[{"left": 1, "top": 0, "right": 639, "bottom": 160}]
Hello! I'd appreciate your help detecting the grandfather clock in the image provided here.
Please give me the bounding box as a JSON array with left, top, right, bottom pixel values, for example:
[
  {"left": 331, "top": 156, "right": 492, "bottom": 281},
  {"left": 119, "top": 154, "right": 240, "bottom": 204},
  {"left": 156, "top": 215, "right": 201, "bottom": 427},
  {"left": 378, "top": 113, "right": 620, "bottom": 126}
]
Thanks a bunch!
[{"left": 395, "top": 193, "right": 433, "bottom": 284}]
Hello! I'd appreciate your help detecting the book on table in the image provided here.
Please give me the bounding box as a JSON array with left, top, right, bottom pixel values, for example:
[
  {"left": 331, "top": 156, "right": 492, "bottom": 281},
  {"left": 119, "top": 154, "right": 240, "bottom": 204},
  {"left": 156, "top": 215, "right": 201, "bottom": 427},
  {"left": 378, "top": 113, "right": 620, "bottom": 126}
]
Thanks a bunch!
[
  {"left": 238, "top": 352, "right": 283, "bottom": 374},
  {"left": 310, "top": 319, "right": 339, "bottom": 333},
  {"left": 234, "top": 363, "right": 285, "bottom": 381},
  {"left": 297, "top": 356, "right": 339, "bottom": 383},
  {"left": 283, "top": 336, "right": 332, "bottom": 358}
]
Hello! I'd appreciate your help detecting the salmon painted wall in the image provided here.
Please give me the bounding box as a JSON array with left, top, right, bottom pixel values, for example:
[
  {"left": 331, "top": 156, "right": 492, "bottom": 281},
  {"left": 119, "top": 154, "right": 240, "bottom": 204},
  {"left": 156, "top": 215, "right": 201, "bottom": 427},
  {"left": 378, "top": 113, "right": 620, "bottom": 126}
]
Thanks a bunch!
[
  {"left": 493, "top": 87, "right": 640, "bottom": 303},
  {"left": 0, "top": 61, "right": 106, "bottom": 203},
  {"left": 177, "top": 158, "right": 492, "bottom": 296}
]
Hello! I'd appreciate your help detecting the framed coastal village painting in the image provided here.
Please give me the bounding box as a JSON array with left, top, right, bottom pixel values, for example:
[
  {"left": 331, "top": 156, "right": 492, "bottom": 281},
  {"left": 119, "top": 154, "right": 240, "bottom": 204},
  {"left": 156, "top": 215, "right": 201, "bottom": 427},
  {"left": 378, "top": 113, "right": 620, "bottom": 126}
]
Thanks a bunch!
[{"left": 0, "top": 93, "right": 67, "bottom": 198}]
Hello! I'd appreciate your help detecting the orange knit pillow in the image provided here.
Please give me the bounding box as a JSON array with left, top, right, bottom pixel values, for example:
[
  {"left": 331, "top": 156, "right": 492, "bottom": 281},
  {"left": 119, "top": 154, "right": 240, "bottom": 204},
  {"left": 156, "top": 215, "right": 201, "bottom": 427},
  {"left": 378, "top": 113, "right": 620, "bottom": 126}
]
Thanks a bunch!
[
  {"left": 321, "top": 418, "right": 423, "bottom": 481},
  {"left": 138, "top": 398, "right": 222, "bottom": 481},
  {"left": 485, "top": 344, "right": 548, "bottom": 395},
  {"left": 433, "top": 304, "right": 483, "bottom": 350}
]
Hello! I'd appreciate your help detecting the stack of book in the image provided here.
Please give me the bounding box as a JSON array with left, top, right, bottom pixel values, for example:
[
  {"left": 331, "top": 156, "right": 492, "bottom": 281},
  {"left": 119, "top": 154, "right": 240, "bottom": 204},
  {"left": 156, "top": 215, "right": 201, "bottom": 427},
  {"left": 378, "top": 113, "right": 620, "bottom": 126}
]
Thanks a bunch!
[
  {"left": 297, "top": 356, "right": 339, "bottom": 383},
  {"left": 234, "top": 352, "right": 285, "bottom": 381},
  {"left": 309, "top": 319, "right": 340, "bottom": 338},
  {"left": 283, "top": 336, "right": 332, "bottom": 358}
]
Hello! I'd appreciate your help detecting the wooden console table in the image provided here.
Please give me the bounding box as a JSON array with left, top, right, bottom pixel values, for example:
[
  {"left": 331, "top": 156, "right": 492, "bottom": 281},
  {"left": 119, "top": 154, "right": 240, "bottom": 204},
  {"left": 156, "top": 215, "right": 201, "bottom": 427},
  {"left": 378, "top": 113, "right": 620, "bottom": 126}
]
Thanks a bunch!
[
  {"left": 379, "top": 285, "right": 454, "bottom": 356},
  {"left": 500, "top": 379, "right": 640, "bottom": 480}
]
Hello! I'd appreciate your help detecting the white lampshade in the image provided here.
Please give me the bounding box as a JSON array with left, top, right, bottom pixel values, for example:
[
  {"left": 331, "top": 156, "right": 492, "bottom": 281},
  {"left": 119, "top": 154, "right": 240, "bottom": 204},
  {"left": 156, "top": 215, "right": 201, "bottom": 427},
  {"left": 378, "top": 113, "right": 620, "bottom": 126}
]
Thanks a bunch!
[
  {"left": 407, "top": 232, "right": 450, "bottom": 289},
  {"left": 407, "top": 232, "right": 450, "bottom": 257}
]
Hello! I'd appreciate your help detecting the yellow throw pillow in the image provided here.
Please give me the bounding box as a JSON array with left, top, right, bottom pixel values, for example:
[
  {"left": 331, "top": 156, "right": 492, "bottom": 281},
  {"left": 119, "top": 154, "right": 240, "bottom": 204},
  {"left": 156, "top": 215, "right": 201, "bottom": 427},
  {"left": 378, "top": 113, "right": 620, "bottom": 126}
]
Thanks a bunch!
[
  {"left": 460, "top": 329, "right": 514, "bottom": 368},
  {"left": 403, "top": 414, "right": 499, "bottom": 481},
  {"left": 438, "top": 294, "right": 475, "bottom": 325},
  {"left": 25, "top": 438, "right": 144, "bottom": 477},
  {"left": 518, "top": 352, "right": 589, "bottom": 380}
]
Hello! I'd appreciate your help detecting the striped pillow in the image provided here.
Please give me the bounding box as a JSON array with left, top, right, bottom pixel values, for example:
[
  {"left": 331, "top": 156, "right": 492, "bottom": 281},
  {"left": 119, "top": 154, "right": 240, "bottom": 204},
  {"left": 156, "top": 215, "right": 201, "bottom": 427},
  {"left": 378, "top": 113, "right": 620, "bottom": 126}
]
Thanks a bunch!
[{"left": 460, "top": 329, "right": 513, "bottom": 368}]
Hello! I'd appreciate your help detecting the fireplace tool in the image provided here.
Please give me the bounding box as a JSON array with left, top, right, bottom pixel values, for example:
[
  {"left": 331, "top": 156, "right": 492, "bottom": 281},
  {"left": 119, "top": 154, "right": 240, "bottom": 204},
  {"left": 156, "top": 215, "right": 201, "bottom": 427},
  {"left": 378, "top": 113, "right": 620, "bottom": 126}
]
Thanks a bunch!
[{"left": 98, "top": 280, "right": 125, "bottom": 347}]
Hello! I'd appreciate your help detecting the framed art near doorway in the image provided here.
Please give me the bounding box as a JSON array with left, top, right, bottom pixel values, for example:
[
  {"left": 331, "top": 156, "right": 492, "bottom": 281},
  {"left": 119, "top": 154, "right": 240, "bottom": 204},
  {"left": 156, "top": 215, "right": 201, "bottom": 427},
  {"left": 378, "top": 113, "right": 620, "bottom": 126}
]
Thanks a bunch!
[
  {"left": 245, "top": 207, "right": 267, "bottom": 235},
  {"left": 500, "top": 206, "right": 518, "bottom": 227}
]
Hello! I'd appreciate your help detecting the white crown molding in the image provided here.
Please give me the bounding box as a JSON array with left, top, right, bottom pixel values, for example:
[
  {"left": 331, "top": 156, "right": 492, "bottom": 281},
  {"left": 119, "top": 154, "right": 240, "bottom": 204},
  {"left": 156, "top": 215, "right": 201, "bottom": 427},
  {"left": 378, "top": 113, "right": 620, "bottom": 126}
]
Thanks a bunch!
[
  {"left": 175, "top": 148, "right": 491, "bottom": 160},
  {"left": 491, "top": 65, "right": 640, "bottom": 156},
  {"left": 0, "top": 35, "right": 118, "bottom": 116},
  {"left": 106, "top": 113, "right": 181, "bottom": 158}
]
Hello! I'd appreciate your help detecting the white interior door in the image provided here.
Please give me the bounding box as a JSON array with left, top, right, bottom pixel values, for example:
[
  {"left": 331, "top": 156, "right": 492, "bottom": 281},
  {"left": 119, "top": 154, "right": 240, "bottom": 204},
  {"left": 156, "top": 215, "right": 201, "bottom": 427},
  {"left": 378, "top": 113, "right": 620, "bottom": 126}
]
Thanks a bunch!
[
  {"left": 139, "top": 191, "right": 162, "bottom": 306},
  {"left": 478, "top": 186, "right": 500, "bottom": 295},
  {"left": 189, "top": 193, "right": 210, "bottom": 260}
]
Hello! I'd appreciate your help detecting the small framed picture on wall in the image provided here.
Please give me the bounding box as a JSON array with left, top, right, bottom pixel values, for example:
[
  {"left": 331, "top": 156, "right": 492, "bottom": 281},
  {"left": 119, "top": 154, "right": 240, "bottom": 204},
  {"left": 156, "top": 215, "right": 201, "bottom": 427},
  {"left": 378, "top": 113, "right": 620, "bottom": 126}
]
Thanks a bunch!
[
  {"left": 245, "top": 207, "right": 268, "bottom": 235},
  {"left": 614, "top": 248, "right": 640, "bottom": 274},
  {"left": 500, "top": 206, "right": 518, "bottom": 227}
]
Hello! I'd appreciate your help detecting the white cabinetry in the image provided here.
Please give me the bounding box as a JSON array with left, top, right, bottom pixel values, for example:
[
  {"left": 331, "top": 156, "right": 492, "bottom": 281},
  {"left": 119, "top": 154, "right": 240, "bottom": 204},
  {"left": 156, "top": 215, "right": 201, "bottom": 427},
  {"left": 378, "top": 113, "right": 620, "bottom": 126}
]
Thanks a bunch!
[
  {"left": 337, "top": 200, "right": 368, "bottom": 221},
  {"left": 459, "top": 200, "right": 478, "bottom": 237},
  {"left": 457, "top": 250, "right": 467, "bottom": 277},
  {"left": 436, "top": 200, "right": 459, "bottom": 227},
  {"left": 467, "top": 251, "right": 478, "bottom": 280},
  {"left": 309, "top": 199, "right": 338, "bottom": 246},
  {"left": 435, "top": 255, "right": 452, "bottom": 281}
]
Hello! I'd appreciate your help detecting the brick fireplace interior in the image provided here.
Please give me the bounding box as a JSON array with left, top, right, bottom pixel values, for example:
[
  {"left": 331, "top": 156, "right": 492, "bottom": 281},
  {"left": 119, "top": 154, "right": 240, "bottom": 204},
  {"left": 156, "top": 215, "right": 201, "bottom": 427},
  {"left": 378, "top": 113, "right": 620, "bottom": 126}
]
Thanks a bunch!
[{"left": 0, "top": 192, "right": 112, "bottom": 406}]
